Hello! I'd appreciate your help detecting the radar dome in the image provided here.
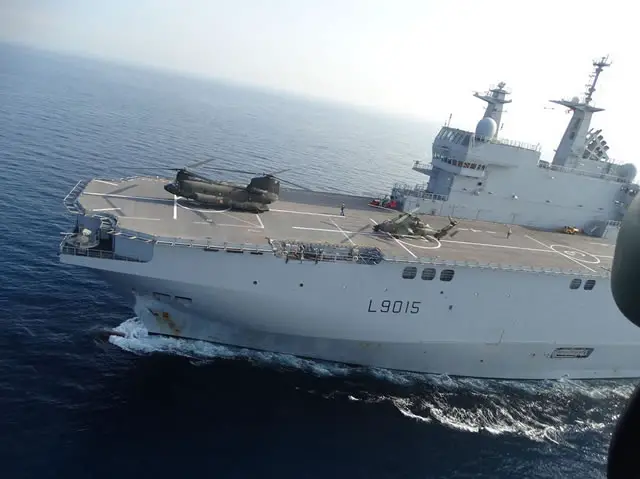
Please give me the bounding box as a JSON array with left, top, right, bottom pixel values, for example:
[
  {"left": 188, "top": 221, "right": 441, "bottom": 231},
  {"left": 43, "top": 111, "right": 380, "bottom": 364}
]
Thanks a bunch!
[
  {"left": 571, "top": 96, "right": 580, "bottom": 103},
  {"left": 475, "top": 117, "right": 497, "bottom": 139},
  {"left": 619, "top": 163, "right": 637, "bottom": 181}
]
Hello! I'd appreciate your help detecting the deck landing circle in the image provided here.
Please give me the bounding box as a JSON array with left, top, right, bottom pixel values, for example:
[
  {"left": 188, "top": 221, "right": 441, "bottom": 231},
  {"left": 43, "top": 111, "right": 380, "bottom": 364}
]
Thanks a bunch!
[
  {"left": 550, "top": 245, "right": 601, "bottom": 265},
  {"left": 397, "top": 237, "right": 442, "bottom": 250}
]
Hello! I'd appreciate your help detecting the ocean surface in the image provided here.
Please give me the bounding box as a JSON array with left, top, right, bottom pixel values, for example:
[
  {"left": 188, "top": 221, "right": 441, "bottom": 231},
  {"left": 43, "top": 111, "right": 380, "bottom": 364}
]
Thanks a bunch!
[{"left": 0, "top": 42, "right": 635, "bottom": 478}]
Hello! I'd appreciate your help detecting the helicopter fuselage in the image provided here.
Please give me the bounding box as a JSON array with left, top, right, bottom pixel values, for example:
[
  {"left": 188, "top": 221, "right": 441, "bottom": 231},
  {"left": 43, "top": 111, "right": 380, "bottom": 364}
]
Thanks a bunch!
[{"left": 164, "top": 177, "right": 276, "bottom": 213}]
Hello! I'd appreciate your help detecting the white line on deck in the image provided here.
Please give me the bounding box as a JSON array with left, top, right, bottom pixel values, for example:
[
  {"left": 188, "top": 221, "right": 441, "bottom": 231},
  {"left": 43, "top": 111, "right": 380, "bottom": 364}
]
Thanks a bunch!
[
  {"left": 271, "top": 208, "right": 345, "bottom": 218},
  {"left": 256, "top": 215, "right": 265, "bottom": 229},
  {"left": 589, "top": 242, "right": 613, "bottom": 247},
  {"left": 524, "top": 235, "right": 596, "bottom": 273},
  {"left": 193, "top": 222, "right": 253, "bottom": 228},
  {"left": 330, "top": 219, "right": 355, "bottom": 245},
  {"left": 173, "top": 195, "right": 177, "bottom": 220},
  {"left": 84, "top": 192, "right": 173, "bottom": 203},
  {"left": 94, "top": 180, "right": 118, "bottom": 186},
  {"left": 93, "top": 207, "right": 121, "bottom": 212},
  {"left": 221, "top": 211, "right": 261, "bottom": 228},
  {"left": 365, "top": 218, "right": 416, "bottom": 258},
  {"left": 441, "top": 239, "right": 550, "bottom": 252},
  {"left": 390, "top": 235, "right": 417, "bottom": 258},
  {"left": 291, "top": 226, "right": 375, "bottom": 235}
]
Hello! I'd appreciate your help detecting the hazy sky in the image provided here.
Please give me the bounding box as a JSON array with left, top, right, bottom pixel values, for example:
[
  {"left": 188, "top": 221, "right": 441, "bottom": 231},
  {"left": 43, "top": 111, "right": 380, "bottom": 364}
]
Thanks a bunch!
[{"left": 1, "top": 0, "right": 637, "bottom": 165}]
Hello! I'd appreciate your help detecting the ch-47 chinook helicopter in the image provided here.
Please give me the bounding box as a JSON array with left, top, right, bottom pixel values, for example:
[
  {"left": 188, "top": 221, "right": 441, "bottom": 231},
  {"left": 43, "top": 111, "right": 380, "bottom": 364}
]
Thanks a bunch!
[
  {"left": 145, "top": 156, "right": 311, "bottom": 213},
  {"left": 372, "top": 208, "right": 460, "bottom": 240}
]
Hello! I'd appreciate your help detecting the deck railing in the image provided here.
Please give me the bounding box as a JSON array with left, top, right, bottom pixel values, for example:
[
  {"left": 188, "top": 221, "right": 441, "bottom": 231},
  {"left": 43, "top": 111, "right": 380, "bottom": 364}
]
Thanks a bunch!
[{"left": 59, "top": 231, "right": 609, "bottom": 277}]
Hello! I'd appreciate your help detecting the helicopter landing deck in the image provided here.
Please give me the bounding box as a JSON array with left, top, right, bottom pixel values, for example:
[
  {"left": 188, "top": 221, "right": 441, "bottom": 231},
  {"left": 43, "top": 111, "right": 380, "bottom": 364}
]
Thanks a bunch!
[{"left": 74, "top": 177, "right": 613, "bottom": 275}]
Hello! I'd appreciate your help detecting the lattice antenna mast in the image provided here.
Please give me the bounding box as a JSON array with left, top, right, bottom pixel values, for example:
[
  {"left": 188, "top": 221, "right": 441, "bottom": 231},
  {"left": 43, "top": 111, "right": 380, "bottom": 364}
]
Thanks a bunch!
[{"left": 585, "top": 56, "right": 611, "bottom": 105}]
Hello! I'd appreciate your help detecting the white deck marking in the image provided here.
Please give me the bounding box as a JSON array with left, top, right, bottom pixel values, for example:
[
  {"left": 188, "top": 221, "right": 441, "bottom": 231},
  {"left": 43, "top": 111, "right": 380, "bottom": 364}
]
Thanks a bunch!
[
  {"left": 173, "top": 195, "right": 177, "bottom": 220},
  {"left": 176, "top": 203, "right": 231, "bottom": 213},
  {"left": 221, "top": 211, "right": 261, "bottom": 228},
  {"left": 93, "top": 207, "right": 121, "bottom": 212},
  {"left": 398, "top": 237, "right": 441, "bottom": 250},
  {"left": 271, "top": 208, "right": 345, "bottom": 218},
  {"left": 84, "top": 192, "right": 173, "bottom": 203},
  {"left": 442, "top": 239, "right": 550, "bottom": 252},
  {"left": 94, "top": 180, "right": 118, "bottom": 186},
  {"left": 193, "top": 222, "right": 256, "bottom": 228},
  {"left": 256, "top": 214, "right": 265, "bottom": 229},
  {"left": 330, "top": 219, "right": 355, "bottom": 245},
  {"left": 365, "top": 218, "right": 416, "bottom": 258},
  {"left": 524, "top": 235, "right": 596, "bottom": 273},
  {"left": 589, "top": 242, "right": 613, "bottom": 247},
  {"left": 485, "top": 231, "right": 496, "bottom": 234},
  {"left": 292, "top": 226, "right": 375, "bottom": 235},
  {"left": 549, "top": 245, "right": 601, "bottom": 265},
  {"left": 390, "top": 235, "right": 417, "bottom": 258}
]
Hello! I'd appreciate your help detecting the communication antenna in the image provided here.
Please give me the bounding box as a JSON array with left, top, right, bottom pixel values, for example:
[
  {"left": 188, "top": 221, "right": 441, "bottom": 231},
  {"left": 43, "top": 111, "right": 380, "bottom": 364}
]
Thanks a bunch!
[{"left": 585, "top": 55, "right": 611, "bottom": 105}]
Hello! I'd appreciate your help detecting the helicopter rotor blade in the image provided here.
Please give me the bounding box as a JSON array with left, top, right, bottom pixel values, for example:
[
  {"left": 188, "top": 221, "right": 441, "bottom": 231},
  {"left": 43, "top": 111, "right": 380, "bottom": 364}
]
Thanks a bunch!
[
  {"left": 201, "top": 166, "right": 262, "bottom": 176},
  {"left": 185, "top": 155, "right": 230, "bottom": 170},
  {"left": 271, "top": 176, "right": 313, "bottom": 192},
  {"left": 269, "top": 168, "right": 291, "bottom": 176}
]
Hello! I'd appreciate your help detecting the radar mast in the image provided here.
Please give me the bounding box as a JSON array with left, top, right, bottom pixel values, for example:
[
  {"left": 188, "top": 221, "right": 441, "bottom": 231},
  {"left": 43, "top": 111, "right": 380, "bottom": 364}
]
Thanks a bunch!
[
  {"left": 550, "top": 56, "right": 611, "bottom": 168},
  {"left": 473, "top": 82, "right": 512, "bottom": 135}
]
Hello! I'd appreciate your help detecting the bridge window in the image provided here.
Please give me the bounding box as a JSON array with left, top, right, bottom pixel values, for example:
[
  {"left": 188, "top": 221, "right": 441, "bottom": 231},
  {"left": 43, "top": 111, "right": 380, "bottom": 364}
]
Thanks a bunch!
[
  {"left": 584, "top": 279, "right": 596, "bottom": 291},
  {"left": 402, "top": 266, "right": 417, "bottom": 279},
  {"left": 440, "top": 269, "right": 455, "bottom": 282},
  {"left": 422, "top": 268, "right": 436, "bottom": 280},
  {"left": 569, "top": 278, "right": 582, "bottom": 290},
  {"left": 152, "top": 292, "right": 171, "bottom": 301}
]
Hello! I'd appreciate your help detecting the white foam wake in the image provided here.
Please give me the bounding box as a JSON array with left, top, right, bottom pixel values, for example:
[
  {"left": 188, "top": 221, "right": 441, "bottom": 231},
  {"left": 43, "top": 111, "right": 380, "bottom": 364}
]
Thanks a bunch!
[{"left": 108, "top": 315, "right": 636, "bottom": 446}]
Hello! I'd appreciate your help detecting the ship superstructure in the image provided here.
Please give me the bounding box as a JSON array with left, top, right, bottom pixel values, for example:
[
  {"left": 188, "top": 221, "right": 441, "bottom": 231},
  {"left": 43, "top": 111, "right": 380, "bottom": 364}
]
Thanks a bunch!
[{"left": 392, "top": 58, "right": 637, "bottom": 241}]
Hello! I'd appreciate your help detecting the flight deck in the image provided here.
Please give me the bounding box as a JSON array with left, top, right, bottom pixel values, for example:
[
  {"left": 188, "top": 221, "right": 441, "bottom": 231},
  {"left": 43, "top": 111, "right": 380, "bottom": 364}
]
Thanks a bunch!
[{"left": 71, "top": 177, "right": 614, "bottom": 275}]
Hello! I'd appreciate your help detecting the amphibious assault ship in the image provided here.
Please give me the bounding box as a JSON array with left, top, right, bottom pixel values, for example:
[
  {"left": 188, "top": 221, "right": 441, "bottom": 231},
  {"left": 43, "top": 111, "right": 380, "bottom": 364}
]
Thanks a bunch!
[{"left": 59, "top": 58, "right": 640, "bottom": 380}]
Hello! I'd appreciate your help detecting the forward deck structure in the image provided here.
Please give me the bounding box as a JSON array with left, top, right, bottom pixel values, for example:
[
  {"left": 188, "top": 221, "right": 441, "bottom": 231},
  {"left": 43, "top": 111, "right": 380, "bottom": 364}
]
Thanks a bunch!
[
  {"left": 70, "top": 177, "right": 614, "bottom": 275},
  {"left": 60, "top": 176, "right": 640, "bottom": 381}
]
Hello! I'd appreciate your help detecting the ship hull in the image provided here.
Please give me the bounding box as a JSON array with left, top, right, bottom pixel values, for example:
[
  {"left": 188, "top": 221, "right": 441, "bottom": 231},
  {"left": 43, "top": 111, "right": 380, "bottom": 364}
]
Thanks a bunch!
[{"left": 61, "top": 245, "right": 640, "bottom": 380}]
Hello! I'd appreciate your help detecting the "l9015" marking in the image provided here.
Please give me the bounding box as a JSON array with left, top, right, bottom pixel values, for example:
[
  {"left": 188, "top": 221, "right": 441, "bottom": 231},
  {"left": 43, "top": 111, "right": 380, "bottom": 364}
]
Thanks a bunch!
[{"left": 368, "top": 299, "right": 421, "bottom": 314}]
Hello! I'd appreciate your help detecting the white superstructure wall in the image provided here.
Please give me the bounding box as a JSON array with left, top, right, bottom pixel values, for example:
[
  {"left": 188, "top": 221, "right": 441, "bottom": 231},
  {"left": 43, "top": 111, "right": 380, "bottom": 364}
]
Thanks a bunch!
[{"left": 406, "top": 161, "right": 625, "bottom": 230}]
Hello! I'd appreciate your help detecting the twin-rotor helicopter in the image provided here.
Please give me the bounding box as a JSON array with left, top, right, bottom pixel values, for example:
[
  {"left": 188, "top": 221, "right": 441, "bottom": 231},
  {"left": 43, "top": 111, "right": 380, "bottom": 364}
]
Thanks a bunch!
[{"left": 136, "top": 156, "right": 311, "bottom": 213}]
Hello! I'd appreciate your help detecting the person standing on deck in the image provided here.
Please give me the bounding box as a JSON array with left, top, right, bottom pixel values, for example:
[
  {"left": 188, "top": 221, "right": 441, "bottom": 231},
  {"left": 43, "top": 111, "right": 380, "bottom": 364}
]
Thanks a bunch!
[
  {"left": 340, "top": 203, "right": 345, "bottom": 216},
  {"left": 506, "top": 226, "right": 512, "bottom": 239}
]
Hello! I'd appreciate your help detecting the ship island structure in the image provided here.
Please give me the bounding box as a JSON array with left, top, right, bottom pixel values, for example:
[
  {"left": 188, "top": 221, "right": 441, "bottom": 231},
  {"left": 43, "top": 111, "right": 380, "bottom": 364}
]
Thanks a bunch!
[{"left": 59, "top": 57, "right": 640, "bottom": 380}]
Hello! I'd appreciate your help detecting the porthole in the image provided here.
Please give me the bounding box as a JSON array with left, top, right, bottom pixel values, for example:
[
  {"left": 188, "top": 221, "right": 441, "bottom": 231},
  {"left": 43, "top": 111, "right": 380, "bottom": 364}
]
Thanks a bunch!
[
  {"left": 440, "top": 269, "right": 455, "bottom": 282},
  {"left": 570, "top": 278, "right": 582, "bottom": 290},
  {"left": 584, "top": 279, "right": 596, "bottom": 291},
  {"left": 402, "top": 266, "right": 417, "bottom": 279},
  {"left": 422, "top": 268, "right": 436, "bottom": 280}
]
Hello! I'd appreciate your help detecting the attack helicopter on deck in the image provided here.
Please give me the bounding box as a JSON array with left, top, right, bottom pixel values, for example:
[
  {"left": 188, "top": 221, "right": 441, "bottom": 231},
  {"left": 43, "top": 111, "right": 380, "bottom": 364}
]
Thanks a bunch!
[{"left": 372, "top": 209, "right": 460, "bottom": 240}]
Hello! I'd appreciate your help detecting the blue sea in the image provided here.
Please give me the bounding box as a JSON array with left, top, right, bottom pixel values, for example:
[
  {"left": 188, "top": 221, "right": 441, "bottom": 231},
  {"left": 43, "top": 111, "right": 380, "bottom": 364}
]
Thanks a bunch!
[{"left": 0, "top": 42, "right": 634, "bottom": 478}]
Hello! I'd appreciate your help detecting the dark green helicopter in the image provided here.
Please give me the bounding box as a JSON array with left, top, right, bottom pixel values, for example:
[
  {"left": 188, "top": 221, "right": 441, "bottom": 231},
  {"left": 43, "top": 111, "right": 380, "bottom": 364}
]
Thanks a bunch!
[
  {"left": 372, "top": 208, "right": 460, "bottom": 240},
  {"left": 150, "top": 157, "right": 310, "bottom": 213}
]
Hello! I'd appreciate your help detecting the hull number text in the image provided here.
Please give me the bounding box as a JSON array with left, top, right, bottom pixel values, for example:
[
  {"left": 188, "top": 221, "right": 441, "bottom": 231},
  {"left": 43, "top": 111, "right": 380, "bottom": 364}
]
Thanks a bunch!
[{"left": 367, "top": 299, "right": 421, "bottom": 314}]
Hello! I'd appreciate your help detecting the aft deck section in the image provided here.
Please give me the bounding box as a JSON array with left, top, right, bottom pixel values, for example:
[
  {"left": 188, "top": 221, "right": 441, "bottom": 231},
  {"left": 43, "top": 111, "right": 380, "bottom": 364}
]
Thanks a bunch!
[{"left": 71, "top": 177, "right": 614, "bottom": 276}]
